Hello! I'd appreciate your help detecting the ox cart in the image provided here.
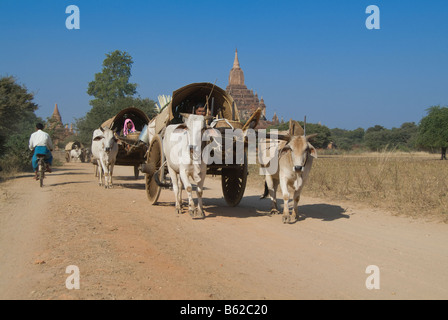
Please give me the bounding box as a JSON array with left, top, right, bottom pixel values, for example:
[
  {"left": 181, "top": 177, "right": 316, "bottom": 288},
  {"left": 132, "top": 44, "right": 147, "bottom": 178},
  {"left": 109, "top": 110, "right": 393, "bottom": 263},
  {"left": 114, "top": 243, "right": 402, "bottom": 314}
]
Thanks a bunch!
[
  {"left": 65, "top": 141, "right": 86, "bottom": 162},
  {"left": 141, "top": 82, "right": 263, "bottom": 207},
  {"left": 99, "top": 107, "right": 151, "bottom": 179}
]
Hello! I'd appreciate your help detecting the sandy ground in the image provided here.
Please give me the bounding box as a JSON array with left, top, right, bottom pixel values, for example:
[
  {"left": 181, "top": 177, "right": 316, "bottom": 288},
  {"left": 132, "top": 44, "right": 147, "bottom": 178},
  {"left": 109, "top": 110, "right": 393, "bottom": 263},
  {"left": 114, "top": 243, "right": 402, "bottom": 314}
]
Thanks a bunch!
[{"left": 0, "top": 161, "right": 448, "bottom": 300}]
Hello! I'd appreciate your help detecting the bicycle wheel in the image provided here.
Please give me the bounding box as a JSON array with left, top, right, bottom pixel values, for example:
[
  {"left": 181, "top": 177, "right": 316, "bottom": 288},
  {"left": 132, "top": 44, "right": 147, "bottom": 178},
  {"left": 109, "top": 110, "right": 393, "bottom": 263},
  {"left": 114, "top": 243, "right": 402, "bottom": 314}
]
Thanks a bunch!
[{"left": 38, "top": 159, "right": 45, "bottom": 187}]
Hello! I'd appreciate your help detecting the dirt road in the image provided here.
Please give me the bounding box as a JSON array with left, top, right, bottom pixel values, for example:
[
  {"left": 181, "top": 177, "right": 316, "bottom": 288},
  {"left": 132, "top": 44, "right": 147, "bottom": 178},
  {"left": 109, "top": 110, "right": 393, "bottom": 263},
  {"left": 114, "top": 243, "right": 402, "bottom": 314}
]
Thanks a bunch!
[{"left": 1, "top": 162, "right": 447, "bottom": 300}]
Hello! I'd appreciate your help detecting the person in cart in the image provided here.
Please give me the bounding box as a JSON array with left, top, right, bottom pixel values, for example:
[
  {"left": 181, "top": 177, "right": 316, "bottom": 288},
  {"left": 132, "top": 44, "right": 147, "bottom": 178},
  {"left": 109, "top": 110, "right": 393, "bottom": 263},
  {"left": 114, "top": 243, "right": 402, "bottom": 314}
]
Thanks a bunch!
[
  {"left": 194, "top": 102, "right": 207, "bottom": 116},
  {"left": 122, "top": 118, "right": 136, "bottom": 136}
]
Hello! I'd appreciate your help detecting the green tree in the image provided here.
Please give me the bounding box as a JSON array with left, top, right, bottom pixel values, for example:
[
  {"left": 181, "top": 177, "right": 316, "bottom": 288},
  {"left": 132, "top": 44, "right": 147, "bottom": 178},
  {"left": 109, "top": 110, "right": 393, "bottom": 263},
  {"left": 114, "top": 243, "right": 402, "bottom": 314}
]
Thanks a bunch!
[
  {"left": 0, "top": 76, "right": 41, "bottom": 171},
  {"left": 76, "top": 50, "right": 156, "bottom": 145},
  {"left": 364, "top": 122, "right": 419, "bottom": 152},
  {"left": 416, "top": 106, "right": 448, "bottom": 159},
  {"left": 87, "top": 50, "right": 137, "bottom": 105},
  {"left": 391, "top": 122, "right": 418, "bottom": 151},
  {"left": 364, "top": 125, "right": 388, "bottom": 151},
  {"left": 0, "top": 76, "right": 39, "bottom": 150},
  {"left": 300, "top": 122, "right": 331, "bottom": 149},
  {"left": 330, "top": 127, "right": 365, "bottom": 151},
  {"left": 267, "top": 120, "right": 331, "bottom": 149}
]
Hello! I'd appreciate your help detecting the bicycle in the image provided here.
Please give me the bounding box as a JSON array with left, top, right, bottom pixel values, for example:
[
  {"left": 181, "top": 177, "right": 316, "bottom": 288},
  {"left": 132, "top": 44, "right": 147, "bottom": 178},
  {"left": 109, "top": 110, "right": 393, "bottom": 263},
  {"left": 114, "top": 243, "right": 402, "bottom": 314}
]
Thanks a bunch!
[{"left": 36, "top": 154, "right": 46, "bottom": 187}]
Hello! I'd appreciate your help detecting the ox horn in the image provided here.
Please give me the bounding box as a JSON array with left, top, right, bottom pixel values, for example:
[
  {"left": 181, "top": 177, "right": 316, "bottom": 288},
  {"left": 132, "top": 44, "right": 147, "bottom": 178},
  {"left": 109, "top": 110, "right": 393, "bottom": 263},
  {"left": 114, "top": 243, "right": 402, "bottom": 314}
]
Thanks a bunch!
[
  {"left": 303, "top": 116, "right": 306, "bottom": 136},
  {"left": 306, "top": 133, "right": 318, "bottom": 141},
  {"left": 180, "top": 113, "right": 191, "bottom": 119}
]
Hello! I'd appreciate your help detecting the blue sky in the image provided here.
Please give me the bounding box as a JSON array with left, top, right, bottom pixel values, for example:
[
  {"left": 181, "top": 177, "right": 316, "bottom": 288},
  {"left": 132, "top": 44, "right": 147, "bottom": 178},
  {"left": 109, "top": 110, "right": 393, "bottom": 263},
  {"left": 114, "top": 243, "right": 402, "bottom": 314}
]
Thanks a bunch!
[{"left": 1, "top": 0, "right": 447, "bottom": 130}]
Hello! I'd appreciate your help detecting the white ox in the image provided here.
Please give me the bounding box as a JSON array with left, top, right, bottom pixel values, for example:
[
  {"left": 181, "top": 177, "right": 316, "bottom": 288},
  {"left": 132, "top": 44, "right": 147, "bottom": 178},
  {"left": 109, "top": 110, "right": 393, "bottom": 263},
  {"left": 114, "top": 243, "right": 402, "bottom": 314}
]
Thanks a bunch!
[
  {"left": 70, "top": 146, "right": 82, "bottom": 162},
  {"left": 163, "top": 114, "right": 217, "bottom": 219},
  {"left": 261, "top": 129, "right": 317, "bottom": 223},
  {"left": 91, "top": 128, "right": 118, "bottom": 188}
]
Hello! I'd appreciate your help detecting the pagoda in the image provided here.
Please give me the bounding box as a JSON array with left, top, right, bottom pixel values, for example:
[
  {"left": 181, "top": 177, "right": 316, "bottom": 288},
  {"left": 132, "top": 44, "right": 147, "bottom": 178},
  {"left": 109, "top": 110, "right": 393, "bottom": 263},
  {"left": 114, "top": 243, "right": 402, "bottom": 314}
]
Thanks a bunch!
[
  {"left": 47, "top": 103, "right": 74, "bottom": 149},
  {"left": 226, "top": 50, "right": 267, "bottom": 122}
]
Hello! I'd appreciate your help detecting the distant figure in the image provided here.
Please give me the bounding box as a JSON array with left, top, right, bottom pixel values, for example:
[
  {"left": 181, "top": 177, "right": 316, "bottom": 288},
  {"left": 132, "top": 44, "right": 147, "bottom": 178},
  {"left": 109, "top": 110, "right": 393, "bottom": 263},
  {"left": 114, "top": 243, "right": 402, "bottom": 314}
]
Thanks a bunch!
[
  {"left": 29, "top": 123, "right": 53, "bottom": 179},
  {"left": 70, "top": 146, "right": 82, "bottom": 162},
  {"left": 123, "top": 119, "right": 136, "bottom": 136}
]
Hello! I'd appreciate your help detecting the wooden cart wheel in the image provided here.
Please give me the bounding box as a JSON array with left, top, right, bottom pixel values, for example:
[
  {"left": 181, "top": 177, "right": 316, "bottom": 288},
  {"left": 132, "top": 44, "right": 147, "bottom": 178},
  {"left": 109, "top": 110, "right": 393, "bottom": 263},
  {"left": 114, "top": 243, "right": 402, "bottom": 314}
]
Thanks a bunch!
[
  {"left": 145, "top": 135, "right": 163, "bottom": 205},
  {"left": 221, "top": 152, "right": 248, "bottom": 207}
]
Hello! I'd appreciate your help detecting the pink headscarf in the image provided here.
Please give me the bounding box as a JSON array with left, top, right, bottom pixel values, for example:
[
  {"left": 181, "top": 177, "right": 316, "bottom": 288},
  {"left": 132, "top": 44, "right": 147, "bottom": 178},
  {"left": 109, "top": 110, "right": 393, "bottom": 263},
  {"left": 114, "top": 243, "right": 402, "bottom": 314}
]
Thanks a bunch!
[{"left": 123, "top": 119, "right": 136, "bottom": 136}]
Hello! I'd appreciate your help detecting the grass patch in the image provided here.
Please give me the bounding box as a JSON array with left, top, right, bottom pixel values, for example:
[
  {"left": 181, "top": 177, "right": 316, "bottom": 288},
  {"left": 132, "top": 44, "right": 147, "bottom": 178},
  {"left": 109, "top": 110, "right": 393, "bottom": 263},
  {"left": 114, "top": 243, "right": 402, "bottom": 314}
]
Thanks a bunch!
[
  {"left": 248, "top": 151, "right": 448, "bottom": 222},
  {"left": 0, "top": 151, "right": 64, "bottom": 182}
]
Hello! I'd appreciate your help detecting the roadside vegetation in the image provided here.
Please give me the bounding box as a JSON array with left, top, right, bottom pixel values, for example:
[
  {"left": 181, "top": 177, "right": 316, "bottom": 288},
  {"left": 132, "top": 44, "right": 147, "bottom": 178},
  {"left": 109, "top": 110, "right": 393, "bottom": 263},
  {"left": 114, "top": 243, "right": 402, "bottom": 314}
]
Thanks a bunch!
[
  {"left": 306, "top": 151, "right": 448, "bottom": 222},
  {"left": 0, "top": 76, "right": 41, "bottom": 176}
]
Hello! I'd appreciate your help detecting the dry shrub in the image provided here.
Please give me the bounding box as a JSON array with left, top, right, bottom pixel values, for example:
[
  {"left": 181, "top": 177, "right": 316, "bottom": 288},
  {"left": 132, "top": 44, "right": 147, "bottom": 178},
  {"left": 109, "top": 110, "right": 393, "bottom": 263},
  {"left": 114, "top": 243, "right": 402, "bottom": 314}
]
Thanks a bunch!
[
  {"left": 305, "top": 152, "right": 448, "bottom": 221},
  {"left": 248, "top": 151, "right": 448, "bottom": 221}
]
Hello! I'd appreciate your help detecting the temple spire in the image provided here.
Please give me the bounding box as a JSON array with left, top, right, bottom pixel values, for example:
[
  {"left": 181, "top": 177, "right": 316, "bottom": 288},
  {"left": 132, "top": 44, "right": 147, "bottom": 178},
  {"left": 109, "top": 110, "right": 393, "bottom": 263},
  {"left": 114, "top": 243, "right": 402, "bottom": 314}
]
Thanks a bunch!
[
  {"left": 229, "top": 49, "right": 244, "bottom": 86},
  {"left": 52, "top": 103, "right": 62, "bottom": 123},
  {"left": 226, "top": 49, "right": 267, "bottom": 123},
  {"left": 233, "top": 49, "right": 240, "bottom": 68}
]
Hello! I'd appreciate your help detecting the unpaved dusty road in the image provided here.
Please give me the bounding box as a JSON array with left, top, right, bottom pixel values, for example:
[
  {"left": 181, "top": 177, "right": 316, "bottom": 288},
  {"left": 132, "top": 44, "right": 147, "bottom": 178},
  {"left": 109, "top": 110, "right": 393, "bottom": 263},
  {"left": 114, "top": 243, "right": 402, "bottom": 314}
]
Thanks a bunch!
[{"left": 1, "top": 162, "right": 448, "bottom": 300}]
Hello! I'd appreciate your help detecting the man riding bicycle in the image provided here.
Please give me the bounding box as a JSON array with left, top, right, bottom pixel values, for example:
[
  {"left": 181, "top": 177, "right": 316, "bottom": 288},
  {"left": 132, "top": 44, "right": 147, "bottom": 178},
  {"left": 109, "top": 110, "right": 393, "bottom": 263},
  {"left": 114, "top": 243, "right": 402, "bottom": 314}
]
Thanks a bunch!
[{"left": 29, "top": 123, "right": 54, "bottom": 180}]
